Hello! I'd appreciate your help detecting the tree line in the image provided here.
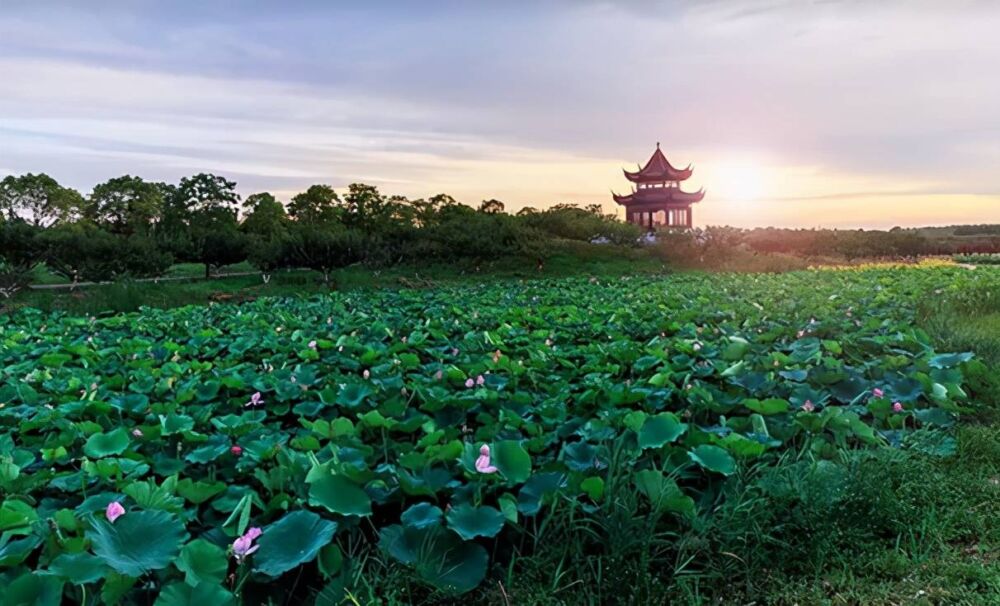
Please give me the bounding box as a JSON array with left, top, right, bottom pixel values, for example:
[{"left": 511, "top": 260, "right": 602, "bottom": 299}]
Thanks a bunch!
[{"left": 0, "top": 172, "right": 641, "bottom": 295}]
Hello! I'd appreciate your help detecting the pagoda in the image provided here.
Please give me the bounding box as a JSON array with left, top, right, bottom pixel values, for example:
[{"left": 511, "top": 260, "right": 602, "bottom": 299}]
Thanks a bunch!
[{"left": 612, "top": 143, "right": 705, "bottom": 229}]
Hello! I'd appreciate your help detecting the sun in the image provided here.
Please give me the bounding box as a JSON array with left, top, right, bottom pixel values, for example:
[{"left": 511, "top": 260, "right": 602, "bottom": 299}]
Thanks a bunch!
[{"left": 711, "top": 160, "right": 767, "bottom": 203}]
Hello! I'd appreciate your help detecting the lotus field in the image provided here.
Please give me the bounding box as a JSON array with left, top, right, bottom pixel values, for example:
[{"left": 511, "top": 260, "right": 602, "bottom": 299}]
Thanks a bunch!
[{"left": 0, "top": 266, "right": 993, "bottom": 603}]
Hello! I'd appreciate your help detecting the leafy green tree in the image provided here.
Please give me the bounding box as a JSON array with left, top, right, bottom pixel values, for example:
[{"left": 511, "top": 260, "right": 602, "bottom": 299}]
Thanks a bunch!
[
  {"left": 478, "top": 199, "right": 505, "bottom": 214},
  {"left": 341, "top": 183, "right": 396, "bottom": 233},
  {"left": 87, "top": 175, "right": 165, "bottom": 235},
  {"left": 173, "top": 173, "right": 241, "bottom": 213},
  {"left": 409, "top": 193, "right": 458, "bottom": 227},
  {"left": 0, "top": 173, "right": 85, "bottom": 226},
  {"left": 247, "top": 235, "right": 289, "bottom": 284},
  {"left": 159, "top": 173, "right": 240, "bottom": 243},
  {"left": 288, "top": 185, "right": 340, "bottom": 225},
  {"left": 42, "top": 225, "right": 172, "bottom": 284},
  {"left": 241, "top": 192, "right": 290, "bottom": 239},
  {"left": 0, "top": 219, "right": 44, "bottom": 298},
  {"left": 190, "top": 206, "right": 247, "bottom": 278},
  {"left": 285, "top": 225, "right": 364, "bottom": 284},
  {"left": 241, "top": 193, "right": 291, "bottom": 283}
]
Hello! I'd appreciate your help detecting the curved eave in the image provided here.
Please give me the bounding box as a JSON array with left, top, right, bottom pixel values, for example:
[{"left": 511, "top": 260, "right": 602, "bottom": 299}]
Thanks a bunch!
[
  {"left": 612, "top": 191, "right": 633, "bottom": 205},
  {"left": 611, "top": 188, "right": 705, "bottom": 206},
  {"left": 623, "top": 164, "right": 693, "bottom": 183}
]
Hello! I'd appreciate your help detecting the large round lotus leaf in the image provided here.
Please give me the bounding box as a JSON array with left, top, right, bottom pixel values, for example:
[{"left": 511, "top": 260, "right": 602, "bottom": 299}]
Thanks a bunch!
[
  {"left": 87, "top": 510, "right": 188, "bottom": 577},
  {"left": 43, "top": 552, "right": 109, "bottom": 584},
  {"left": 175, "top": 539, "right": 228, "bottom": 586},
  {"left": 308, "top": 474, "right": 372, "bottom": 516},
  {"left": 445, "top": 503, "right": 505, "bottom": 540},
  {"left": 379, "top": 524, "right": 487, "bottom": 594},
  {"left": 560, "top": 441, "right": 598, "bottom": 471},
  {"left": 253, "top": 510, "right": 338, "bottom": 577},
  {"left": 153, "top": 582, "right": 238, "bottom": 606},
  {"left": 687, "top": 445, "right": 736, "bottom": 476},
  {"left": 637, "top": 413, "right": 687, "bottom": 449},
  {"left": 492, "top": 441, "right": 531, "bottom": 483},
  {"left": 401, "top": 502, "right": 443, "bottom": 529},
  {"left": 83, "top": 428, "right": 130, "bottom": 458}
]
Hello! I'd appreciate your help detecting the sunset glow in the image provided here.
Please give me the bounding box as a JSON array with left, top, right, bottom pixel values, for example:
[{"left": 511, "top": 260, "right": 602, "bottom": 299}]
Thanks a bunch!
[{"left": 2, "top": 2, "right": 999, "bottom": 228}]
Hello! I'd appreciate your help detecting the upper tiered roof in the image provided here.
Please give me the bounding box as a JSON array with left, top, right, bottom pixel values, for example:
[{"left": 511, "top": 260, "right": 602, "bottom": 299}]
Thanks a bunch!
[{"left": 623, "top": 142, "right": 693, "bottom": 183}]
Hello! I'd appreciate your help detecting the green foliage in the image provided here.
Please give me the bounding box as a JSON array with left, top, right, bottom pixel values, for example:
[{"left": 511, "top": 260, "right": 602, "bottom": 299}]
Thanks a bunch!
[
  {"left": 87, "top": 175, "right": 165, "bottom": 235},
  {"left": 0, "top": 261, "right": 996, "bottom": 603},
  {"left": 0, "top": 173, "right": 84, "bottom": 227},
  {"left": 87, "top": 510, "right": 188, "bottom": 577}
]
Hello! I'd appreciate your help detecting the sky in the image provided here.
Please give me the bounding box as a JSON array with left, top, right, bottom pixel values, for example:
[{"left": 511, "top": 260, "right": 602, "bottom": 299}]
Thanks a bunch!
[{"left": 1, "top": 0, "right": 999, "bottom": 228}]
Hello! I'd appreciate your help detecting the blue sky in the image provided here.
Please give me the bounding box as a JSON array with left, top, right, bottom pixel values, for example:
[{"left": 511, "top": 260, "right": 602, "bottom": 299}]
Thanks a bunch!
[{"left": 2, "top": 0, "right": 999, "bottom": 227}]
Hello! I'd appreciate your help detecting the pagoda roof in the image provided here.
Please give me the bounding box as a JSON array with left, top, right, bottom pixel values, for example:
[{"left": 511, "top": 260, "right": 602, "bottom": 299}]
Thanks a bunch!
[
  {"left": 623, "top": 143, "right": 693, "bottom": 183},
  {"left": 612, "top": 186, "right": 705, "bottom": 207}
]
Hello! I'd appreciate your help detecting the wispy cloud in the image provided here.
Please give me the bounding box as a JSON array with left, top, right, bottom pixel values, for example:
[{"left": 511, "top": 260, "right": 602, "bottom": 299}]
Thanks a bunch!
[{"left": 0, "top": 1, "right": 998, "bottom": 226}]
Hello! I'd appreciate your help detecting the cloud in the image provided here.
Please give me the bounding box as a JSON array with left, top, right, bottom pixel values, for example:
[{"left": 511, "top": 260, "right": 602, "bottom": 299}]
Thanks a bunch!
[{"left": 1, "top": 1, "right": 999, "bottom": 226}]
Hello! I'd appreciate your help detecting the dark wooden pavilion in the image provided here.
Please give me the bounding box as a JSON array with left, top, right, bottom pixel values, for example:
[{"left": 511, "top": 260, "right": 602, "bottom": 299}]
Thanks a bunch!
[{"left": 612, "top": 143, "right": 704, "bottom": 229}]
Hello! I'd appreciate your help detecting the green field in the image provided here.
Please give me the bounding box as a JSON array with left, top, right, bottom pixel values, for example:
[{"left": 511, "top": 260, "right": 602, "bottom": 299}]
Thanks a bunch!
[{"left": 1, "top": 264, "right": 998, "bottom": 605}]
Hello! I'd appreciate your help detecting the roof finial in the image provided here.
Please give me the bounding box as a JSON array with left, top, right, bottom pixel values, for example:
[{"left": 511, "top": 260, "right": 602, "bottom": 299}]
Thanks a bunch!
[{"left": 656, "top": 141, "right": 660, "bottom": 149}]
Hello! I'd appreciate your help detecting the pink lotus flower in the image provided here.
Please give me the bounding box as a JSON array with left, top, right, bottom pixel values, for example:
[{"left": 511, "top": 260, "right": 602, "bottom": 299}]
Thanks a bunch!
[
  {"left": 131, "top": 428, "right": 143, "bottom": 438},
  {"left": 245, "top": 392, "right": 263, "bottom": 408},
  {"left": 451, "top": 347, "right": 460, "bottom": 356},
  {"left": 106, "top": 501, "right": 125, "bottom": 523},
  {"left": 892, "top": 402, "right": 904, "bottom": 413},
  {"left": 434, "top": 370, "right": 443, "bottom": 380},
  {"left": 465, "top": 378, "right": 475, "bottom": 388},
  {"left": 797, "top": 330, "right": 806, "bottom": 338},
  {"left": 232, "top": 527, "right": 261, "bottom": 562},
  {"left": 475, "top": 444, "right": 498, "bottom": 474},
  {"left": 872, "top": 388, "right": 884, "bottom": 398},
  {"left": 802, "top": 400, "right": 815, "bottom": 412},
  {"left": 492, "top": 350, "right": 502, "bottom": 363},
  {"left": 231, "top": 445, "right": 243, "bottom": 456},
  {"left": 363, "top": 369, "right": 370, "bottom": 379},
  {"left": 475, "top": 374, "right": 485, "bottom": 386},
  {"left": 308, "top": 340, "right": 317, "bottom": 350}
]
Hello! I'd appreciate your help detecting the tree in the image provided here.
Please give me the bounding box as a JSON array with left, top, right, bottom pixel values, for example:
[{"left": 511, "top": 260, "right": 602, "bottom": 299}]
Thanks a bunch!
[
  {"left": 288, "top": 185, "right": 340, "bottom": 225},
  {"left": 241, "top": 192, "right": 289, "bottom": 239},
  {"left": 87, "top": 175, "right": 165, "bottom": 235},
  {"left": 246, "top": 235, "right": 288, "bottom": 284},
  {"left": 189, "top": 206, "right": 247, "bottom": 278},
  {"left": 242, "top": 193, "right": 291, "bottom": 283},
  {"left": 410, "top": 194, "right": 458, "bottom": 227},
  {"left": 173, "top": 173, "right": 241, "bottom": 213},
  {"left": 478, "top": 199, "right": 505, "bottom": 214},
  {"left": 0, "top": 173, "right": 85, "bottom": 226},
  {"left": 42, "top": 224, "right": 172, "bottom": 284},
  {"left": 341, "top": 183, "right": 396, "bottom": 233},
  {"left": 285, "top": 225, "right": 364, "bottom": 285},
  {"left": 0, "top": 219, "right": 44, "bottom": 299}
]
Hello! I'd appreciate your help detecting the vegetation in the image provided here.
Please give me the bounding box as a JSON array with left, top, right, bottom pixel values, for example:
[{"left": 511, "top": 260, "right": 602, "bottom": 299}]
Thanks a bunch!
[
  {"left": 0, "top": 172, "right": 642, "bottom": 299},
  {"left": 1, "top": 264, "right": 997, "bottom": 604}
]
